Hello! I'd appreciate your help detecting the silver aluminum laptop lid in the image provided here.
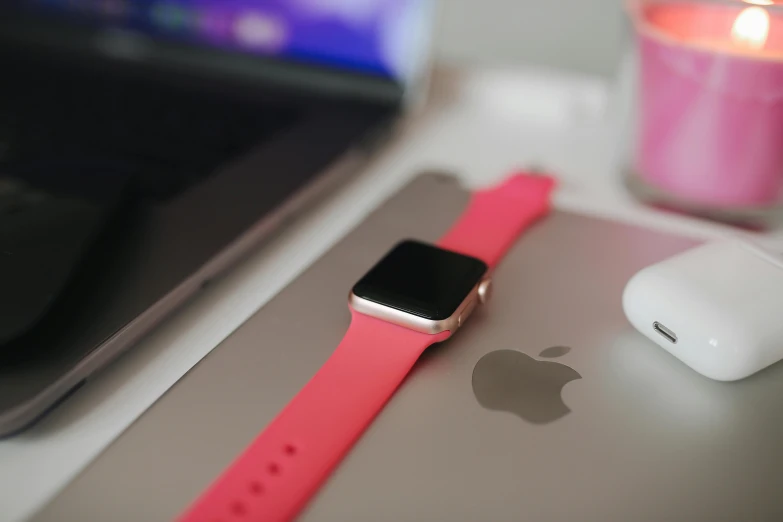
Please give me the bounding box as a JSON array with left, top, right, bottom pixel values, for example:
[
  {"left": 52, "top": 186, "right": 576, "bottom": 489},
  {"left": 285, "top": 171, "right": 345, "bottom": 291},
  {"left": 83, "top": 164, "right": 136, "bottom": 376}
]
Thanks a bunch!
[{"left": 32, "top": 173, "right": 783, "bottom": 522}]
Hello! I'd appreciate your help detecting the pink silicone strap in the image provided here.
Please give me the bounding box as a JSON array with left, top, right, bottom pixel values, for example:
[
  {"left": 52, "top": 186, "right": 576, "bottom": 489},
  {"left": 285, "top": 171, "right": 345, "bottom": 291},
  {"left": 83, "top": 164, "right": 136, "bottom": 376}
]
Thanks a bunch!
[
  {"left": 437, "top": 173, "right": 556, "bottom": 269},
  {"left": 177, "top": 172, "right": 554, "bottom": 522},
  {"left": 176, "top": 310, "right": 449, "bottom": 522}
]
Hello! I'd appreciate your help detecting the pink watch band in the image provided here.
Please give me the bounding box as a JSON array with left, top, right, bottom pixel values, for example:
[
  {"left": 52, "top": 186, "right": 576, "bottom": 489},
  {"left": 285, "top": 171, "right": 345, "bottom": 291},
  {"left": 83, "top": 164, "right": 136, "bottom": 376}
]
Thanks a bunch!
[
  {"left": 438, "top": 173, "right": 556, "bottom": 269},
  {"left": 177, "top": 310, "right": 448, "bottom": 522},
  {"left": 177, "top": 172, "right": 555, "bottom": 522}
]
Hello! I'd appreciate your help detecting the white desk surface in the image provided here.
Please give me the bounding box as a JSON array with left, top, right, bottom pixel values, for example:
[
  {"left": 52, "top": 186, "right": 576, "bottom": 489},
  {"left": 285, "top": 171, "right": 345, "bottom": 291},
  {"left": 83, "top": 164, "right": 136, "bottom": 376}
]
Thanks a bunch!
[{"left": 0, "top": 65, "right": 773, "bottom": 522}]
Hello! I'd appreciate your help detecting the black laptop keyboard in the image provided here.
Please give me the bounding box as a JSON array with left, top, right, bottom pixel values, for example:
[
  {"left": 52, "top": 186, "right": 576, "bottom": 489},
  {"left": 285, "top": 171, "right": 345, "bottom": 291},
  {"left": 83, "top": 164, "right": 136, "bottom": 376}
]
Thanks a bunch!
[
  {"left": 0, "top": 58, "right": 301, "bottom": 348},
  {"left": 0, "top": 63, "right": 298, "bottom": 200}
]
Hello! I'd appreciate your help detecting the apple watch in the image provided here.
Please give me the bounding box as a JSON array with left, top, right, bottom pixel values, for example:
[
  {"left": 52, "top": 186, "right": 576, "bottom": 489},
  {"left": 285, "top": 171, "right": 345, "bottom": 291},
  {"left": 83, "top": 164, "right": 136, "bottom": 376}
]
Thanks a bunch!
[{"left": 177, "top": 172, "right": 555, "bottom": 522}]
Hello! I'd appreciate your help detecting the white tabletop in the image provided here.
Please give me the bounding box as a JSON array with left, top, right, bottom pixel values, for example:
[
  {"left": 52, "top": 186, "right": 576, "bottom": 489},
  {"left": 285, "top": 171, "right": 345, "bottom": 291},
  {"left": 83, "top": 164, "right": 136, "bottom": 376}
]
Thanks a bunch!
[{"left": 0, "top": 65, "right": 768, "bottom": 522}]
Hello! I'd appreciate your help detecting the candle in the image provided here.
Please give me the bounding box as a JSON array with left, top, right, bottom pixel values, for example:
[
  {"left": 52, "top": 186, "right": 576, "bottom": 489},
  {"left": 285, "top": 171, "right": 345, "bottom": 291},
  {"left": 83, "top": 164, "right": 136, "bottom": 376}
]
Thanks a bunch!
[{"left": 631, "top": 0, "right": 783, "bottom": 208}]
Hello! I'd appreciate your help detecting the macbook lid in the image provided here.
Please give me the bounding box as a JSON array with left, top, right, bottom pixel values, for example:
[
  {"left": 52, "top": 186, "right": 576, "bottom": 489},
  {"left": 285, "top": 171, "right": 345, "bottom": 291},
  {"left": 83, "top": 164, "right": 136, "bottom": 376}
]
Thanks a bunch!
[
  {"left": 31, "top": 173, "right": 783, "bottom": 521},
  {"left": 0, "top": 0, "right": 436, "bottom": 105}
]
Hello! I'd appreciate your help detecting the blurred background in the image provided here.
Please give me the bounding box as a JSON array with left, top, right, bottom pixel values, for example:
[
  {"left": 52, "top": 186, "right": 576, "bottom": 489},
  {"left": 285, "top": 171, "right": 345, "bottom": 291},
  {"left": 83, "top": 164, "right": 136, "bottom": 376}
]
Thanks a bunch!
[{"left": 436, "top": 0, "right": 624, "bottom": 77}]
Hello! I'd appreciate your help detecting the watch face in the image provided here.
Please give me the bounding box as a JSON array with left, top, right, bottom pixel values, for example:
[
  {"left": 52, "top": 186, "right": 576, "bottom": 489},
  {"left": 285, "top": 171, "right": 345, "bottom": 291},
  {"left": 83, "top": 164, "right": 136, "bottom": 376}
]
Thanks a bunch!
[{"left": 352, "top": 240, "right": 488, "bottom": 321}]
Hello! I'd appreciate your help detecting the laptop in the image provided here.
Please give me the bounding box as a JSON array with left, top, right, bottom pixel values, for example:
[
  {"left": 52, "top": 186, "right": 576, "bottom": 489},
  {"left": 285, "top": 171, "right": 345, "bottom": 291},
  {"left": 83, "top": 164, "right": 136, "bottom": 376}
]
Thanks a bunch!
[
  {"left": 30, "top": 174, "right": 783, "bottom": 521},
  {"left": 0, "top": 0, "right": 435, "bottom": 436}
]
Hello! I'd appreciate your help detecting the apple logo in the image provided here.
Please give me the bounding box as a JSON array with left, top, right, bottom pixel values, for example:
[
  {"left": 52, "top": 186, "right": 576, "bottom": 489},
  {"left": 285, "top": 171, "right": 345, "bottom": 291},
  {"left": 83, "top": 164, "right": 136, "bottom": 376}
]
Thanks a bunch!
[{"left": 472, "top": 347, "right": 581, "bottom": 424}]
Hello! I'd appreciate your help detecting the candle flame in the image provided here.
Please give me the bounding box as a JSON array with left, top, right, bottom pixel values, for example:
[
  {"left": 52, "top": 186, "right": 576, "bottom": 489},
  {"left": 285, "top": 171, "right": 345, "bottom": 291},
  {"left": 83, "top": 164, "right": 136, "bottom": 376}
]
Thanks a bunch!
[{"left": 731, "top": 6, "right": 771, "bottom": 49}]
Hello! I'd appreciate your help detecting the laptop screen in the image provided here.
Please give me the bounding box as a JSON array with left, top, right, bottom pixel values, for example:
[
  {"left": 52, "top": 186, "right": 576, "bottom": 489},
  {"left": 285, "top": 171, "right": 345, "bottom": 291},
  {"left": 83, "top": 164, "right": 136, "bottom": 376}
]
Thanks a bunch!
[{"left": 13, "top": 0, "right": 431, "bottom": 81}]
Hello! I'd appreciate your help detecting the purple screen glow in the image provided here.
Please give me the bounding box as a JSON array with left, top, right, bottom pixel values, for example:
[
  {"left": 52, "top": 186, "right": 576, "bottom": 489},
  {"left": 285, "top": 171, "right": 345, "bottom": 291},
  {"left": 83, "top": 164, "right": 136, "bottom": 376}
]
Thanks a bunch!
[{"left": 24, "top": 0, "right": 430, "bottom": 79}]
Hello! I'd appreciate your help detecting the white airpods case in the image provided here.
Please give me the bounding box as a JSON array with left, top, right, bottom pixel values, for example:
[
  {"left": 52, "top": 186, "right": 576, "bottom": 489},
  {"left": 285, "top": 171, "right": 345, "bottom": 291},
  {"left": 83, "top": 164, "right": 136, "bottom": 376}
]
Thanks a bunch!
[{"left": 622, "top": 238, "right": 783, "bottom": 381}]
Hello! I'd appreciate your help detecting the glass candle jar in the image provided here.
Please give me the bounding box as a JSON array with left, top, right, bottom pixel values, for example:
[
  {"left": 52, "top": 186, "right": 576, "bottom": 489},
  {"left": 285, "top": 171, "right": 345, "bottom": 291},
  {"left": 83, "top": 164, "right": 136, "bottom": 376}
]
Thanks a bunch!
[{"left": 623, "top": 0, "right": 783, "bottom": 226}]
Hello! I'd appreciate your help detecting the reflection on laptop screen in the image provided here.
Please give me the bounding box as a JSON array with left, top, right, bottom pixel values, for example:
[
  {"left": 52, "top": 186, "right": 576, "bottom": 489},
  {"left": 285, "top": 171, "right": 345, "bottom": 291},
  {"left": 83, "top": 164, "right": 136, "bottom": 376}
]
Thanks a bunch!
[{"left": 18, "top": 0, "right": 429, "bottom": 79}]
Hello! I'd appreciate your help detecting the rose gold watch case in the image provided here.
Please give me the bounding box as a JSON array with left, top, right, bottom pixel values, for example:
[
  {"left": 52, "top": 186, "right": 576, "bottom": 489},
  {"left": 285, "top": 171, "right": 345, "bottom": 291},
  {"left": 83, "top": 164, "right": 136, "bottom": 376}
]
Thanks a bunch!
[{"left": 348, "top": 275, "right": 492, "bottom": 335}]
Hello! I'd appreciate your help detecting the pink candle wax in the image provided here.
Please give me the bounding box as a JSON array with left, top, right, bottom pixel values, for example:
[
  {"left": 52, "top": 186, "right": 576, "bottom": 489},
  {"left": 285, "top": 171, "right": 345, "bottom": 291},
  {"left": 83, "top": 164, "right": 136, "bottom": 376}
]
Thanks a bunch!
[{"left": 634, "top": 1, "right": 783, "bottom": 207}]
